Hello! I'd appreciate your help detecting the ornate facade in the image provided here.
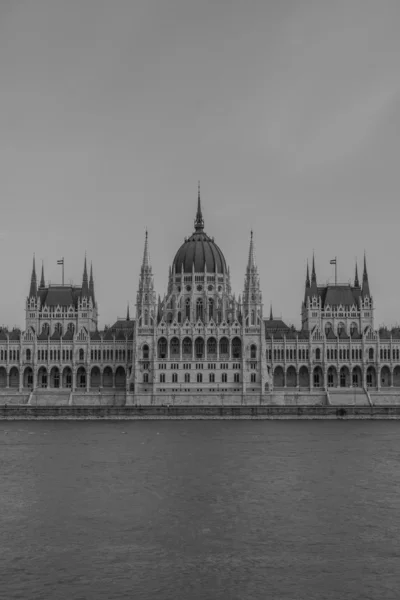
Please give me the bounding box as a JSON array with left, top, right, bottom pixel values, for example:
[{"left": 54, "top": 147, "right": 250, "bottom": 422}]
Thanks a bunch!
[{"left": 0, "top": 189, "right": 400, "bottom": 396}]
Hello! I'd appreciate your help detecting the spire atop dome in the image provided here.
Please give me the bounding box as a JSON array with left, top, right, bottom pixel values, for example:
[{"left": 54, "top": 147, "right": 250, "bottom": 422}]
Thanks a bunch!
[
  {"left": 194, "top": 181, "right": 204, "bottom": 231},
  {"left": 39, "top": 261, "right": 45, "bottom": 288},
  {"left": 29, "top": 254, "right": 37, "bottom": 298}
]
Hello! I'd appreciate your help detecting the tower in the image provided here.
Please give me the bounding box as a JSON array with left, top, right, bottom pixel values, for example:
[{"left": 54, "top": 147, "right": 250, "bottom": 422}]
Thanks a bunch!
[
  {"left": 136, "top": 230, "right": 157, "bottom": 327},
  {"left": 242, "top": 231, "right": 262, "bottom": 326}
]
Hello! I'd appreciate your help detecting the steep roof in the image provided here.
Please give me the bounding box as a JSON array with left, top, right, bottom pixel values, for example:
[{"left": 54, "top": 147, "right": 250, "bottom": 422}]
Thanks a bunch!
[
  {"left": 264, "top": 318, "right": 289, "bottom": 334},
  {"left": 62, "top": 330, "right": 74, "bottom": 341},
  {"left": 0, "top": 329, "right": 8, "bottom": 340},
  {"left": 326, "top": 329, "right": 337, "bottom": 340},
  {"left": 318, "top": 285, "right": 362, "bottom": 308},
  {"left": 39, "top": 285, "right": 82, "bottom": 308},
  {"left": 110, "top": 318, "right": 135, "bottom": 331},
  {"left": 90, "top": 330, "right": 102, "bottom": 341}
]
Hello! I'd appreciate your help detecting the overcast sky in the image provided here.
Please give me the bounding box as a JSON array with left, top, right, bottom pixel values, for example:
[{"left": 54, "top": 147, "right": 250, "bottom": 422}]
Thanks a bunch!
[{"left": 1, "top": 0, "right": 399, "bottom": 329}]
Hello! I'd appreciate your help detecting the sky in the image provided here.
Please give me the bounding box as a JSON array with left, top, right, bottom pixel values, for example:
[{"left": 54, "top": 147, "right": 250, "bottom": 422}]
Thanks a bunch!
[{"left": 1, "top": 0, "right": 399, "bottom": 330}]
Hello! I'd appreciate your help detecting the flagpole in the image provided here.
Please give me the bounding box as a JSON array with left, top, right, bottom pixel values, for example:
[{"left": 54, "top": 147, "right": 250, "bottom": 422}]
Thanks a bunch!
[{"left": 335, "top": 256, "right": 337, "bottom": 286}]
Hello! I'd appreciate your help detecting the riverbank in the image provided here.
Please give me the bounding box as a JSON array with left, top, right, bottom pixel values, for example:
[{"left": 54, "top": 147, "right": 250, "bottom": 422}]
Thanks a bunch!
[{"left": 2, "top": 405, "right": 400, "bottom": 419}]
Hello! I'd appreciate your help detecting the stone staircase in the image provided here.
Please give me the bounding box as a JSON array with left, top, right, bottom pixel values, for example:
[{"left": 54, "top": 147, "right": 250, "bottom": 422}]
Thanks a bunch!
[
  {"left": 328, "top": 387, "right": 370, "bottom": 406},
  {"left": 29, "top": 389, "right": 71, "bottom": 406}
]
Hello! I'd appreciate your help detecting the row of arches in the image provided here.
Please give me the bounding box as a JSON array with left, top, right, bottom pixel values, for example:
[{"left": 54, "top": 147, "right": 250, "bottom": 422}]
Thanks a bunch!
[
  {"left": 272, "top": 365, "right": 400, "bottom": 388},
  {"left": 149, "top": 337, "right": 244, "bottom": 360},
  {"left": 0, "top": 366, "right": 127, "bottom": 389}
]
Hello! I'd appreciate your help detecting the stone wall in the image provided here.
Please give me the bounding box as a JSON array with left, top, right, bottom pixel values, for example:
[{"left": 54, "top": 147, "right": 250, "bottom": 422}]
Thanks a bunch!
[{"left": 2, "top": 404, "right": 400, "bottom": 419}]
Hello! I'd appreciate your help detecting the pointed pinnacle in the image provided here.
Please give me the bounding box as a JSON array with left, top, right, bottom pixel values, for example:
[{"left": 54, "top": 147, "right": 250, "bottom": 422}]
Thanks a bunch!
[
  {"left": 40, "top": 261, "right": 45, "bottom": 288},
  {"left": 194, "top": 182, "right": 204, "bottom": 231}
]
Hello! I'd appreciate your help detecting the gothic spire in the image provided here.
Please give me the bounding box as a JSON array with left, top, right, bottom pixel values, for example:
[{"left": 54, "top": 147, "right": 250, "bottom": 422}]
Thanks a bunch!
[
  {"left": 141, "top": 229, "right": 151, "bottom": 272},
  {"left": 306, "top": 260, "right": 310, "bottom": 288},
  {"left": 311, "top": 253, "right": 316, "bottom": 284},
  {"left": 270, "top": 304, "right": 273, "bottom": 321},
  {"left": 29, "top": 255, "right": 37, "bottom": 298},
  {"left": 89, "top": 261, "right": 95, "bottom": 304},
  {"left": 194, "top": 181, "right": 204, "bottom": 232},
  {"left": 126, "top": 303, "right": 130, "bottom": 321},
  {"left": 362, "top": 252, "right": 370, "bottom": 297},
  {"left": 247, "top": 230, "right": 256, "bottom": 272},
  {"left": 81, "top": 255, "right": 89, "bottom": 298},
  {"left": 39, "top": 261, "right": 45, "bottom": 288},
  {"left": 354, "top": 261, "right": 360, "bottom": 288}
]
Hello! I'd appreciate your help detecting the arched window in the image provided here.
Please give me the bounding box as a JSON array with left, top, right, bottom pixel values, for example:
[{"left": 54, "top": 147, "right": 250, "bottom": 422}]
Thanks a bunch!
[
  {"left": 167, "top": 312, "right": 173, "bottom": 324},
  {"left": 251, "top": 310, "right": 255, "bottom": 325},
  {"left": 170, "top": 338, "right": 179, "bottom": 356},
  {"left": 369, "top": 348, "right": 374, "bottom": 360},
  {"left": 143, "top": 345, "right": 149, "bottom": 360},
  {"left": 350, "top": 322, "right": 358, "bottom": 336},
  {"left": 185, "top": 373, "right": 190, "bottom": 383},
  {"left": 231, "top": 338, "right": 240, "bottom": 359},
  {"left": 316, "top": 348, "right": 321, "bottom": 360},
  {"left": 67, "top": 323, "right": 75, "bottom": 334},
  {"left": 337, "top": 322, "right": 345, "bottom": 335},
  {"left": 144, "top": 310, "right": 149, "bottom": 326},
  {"left": 195, "top": 338, "right": 204, "bottom": 358},
  {"left": 177, "top": 312, "right": 181, "bottom": 323},
  {"left": 143, "top": 373, "right": 149, "bottom": 383},
  {"left": 26, "top": 349, "right": 31, "bottom": 361},
  {"left": 208, "top": 298, "right": 214, "bottom": 321},
  {"left": 172, "top": 373, "right": 178, "bottom": 383},
  {"left": 209, "top": 373, "right": 215, "bottom": 383},
  {"left": 158, "top": 337, "right": 167, "bottom": 359},
  {"left": 250, "top": 373, "right": 256, "bottom": 383},
  {"left": 222, "top": 372, "right": 227, "bottom": 383},
  {"left": 79, "top": 348, "right": 84, "bottom": 361},
  {"left": 197, "top": 373, "right": 202, "bottom": 383},
  {"left": 250, "top": 344, "right": 256, "bottom": 359},
  {"left": 207, "top": 337, "right": 216, "bottom": 355},
  {"left": 219, "top": 337, "right": 228, "bottom": 355},
  {"left": 185, "top": 299, "right": 191, "bottom": 321},
  {"left": 196, "top": 299, "right": 203, "bottom": 322},
  {"left": 42, "top": 323, "right": 49, "bottom": 335},
  {"left": 234, "top": 373, "right": 239, "bottom": 383},
  {"left": 182, "top": 337, "right": 192, "bottom": 356},
  {"left": 325, "top": 323, "right": 332, "bottom": 336},
  {"left": 55, "top": 322, "right": 63, "bottom": 335}
]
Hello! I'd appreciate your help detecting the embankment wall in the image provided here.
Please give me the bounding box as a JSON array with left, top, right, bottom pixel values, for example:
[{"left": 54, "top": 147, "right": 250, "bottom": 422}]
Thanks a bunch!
[{"left": 2, "top": 404, "right": 400, "bottom": 420}]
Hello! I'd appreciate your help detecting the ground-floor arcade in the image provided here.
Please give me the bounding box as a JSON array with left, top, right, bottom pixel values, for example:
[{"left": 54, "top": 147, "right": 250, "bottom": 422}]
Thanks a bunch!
[
  {"left": 0, "top": 365, "right": 130, "bottom": 391},
  {"left": 271, "top": 363, "right": 400, "bottom": 390}
]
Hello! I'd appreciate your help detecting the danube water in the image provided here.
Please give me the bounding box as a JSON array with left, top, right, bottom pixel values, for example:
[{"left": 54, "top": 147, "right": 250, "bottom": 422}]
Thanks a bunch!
[{"left": 1, "top": 420, "right": 400, "bottom": 600}]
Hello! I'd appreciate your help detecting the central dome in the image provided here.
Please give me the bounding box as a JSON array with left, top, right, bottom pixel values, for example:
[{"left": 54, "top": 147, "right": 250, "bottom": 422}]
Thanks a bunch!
[{"left": 172, "top": 189, "right": 227, "bottom": 274}]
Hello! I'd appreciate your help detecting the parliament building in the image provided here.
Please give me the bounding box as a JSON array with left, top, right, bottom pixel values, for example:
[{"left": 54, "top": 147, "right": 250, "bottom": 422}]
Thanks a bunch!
[{"left": 0, "top": 189, "right": 399, "bottom": 399}]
